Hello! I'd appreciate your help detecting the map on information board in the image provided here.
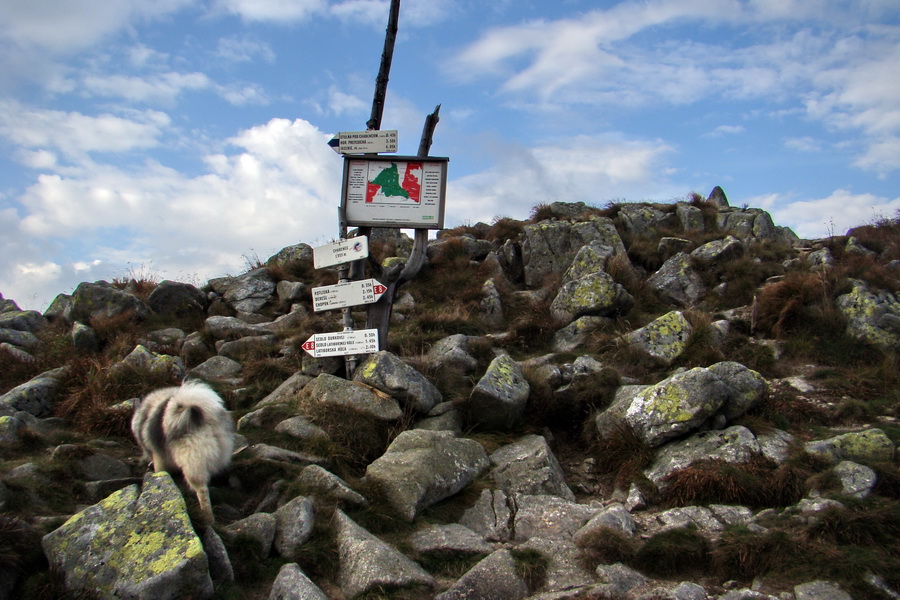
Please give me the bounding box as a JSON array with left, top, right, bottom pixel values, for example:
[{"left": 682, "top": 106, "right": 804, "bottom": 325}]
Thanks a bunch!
[{"left": 341, "top": 155, "right": 448, "bottom": 229}]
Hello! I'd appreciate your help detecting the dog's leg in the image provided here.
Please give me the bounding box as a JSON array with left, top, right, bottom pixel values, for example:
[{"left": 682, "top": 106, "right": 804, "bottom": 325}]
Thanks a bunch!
[
  {"left": 187, "top": 477, "right": 214, "bottom": 523},
  {"left": 151, "top": 451, "right": 167, "bottom": 472}
]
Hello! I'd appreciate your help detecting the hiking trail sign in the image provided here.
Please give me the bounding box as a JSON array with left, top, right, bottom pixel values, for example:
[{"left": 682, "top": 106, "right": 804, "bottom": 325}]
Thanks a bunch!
[
  {"left": 301, "top": 329, "right": 380, "bottom": 358},
  {"left": 312, "top": 235, "right": 369, "bottom": 269},
  {"left": 328, "top": 130, "right": 398, "bottom": 155},
  {"left": 311, "top": 278, "right": 387, "bottom": 312}
]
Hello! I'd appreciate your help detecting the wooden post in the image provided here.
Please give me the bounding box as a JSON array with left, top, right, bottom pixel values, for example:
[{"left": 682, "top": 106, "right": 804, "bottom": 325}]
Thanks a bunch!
[{"left": 367, "top": 0, "right": 401, "bottom": 132}]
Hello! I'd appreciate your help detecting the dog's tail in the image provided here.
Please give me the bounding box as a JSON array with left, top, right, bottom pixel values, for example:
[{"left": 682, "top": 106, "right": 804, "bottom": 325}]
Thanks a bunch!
[{"left": 165, "top": 380, "right": 229, "bottom": 439}]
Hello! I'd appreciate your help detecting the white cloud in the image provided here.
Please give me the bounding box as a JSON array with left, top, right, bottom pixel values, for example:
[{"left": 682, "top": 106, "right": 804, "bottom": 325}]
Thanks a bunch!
[
  {"left": 447, "top": 135, "right": 677, "bottom": 225},
  {"left": 215, "top": 36, "right": 276, "bottom": 63},
  {"left": 1, "top": 118, "right": 343, "bottom": 311},
  {"left": 784, "top": 137, "right": 822, "bottom": 152},
  {"left": 0, "top": 101, "right": 170, "bottom": 161},
  {"left": 82, "top": 72, "right": 212, "bottom": 105},
  {"left": 216, "top": 0, "right": 328, "bottom": 22},
  {"left": 755, "top": 189, "right": 900, "bottom": 238},
  {"left": 706, "top": 125, "right": 746, "bottom": 138}
]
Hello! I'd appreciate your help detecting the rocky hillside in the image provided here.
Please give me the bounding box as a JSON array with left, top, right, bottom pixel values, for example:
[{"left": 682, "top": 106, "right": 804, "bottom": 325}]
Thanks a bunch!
[{"left": 1, "top": 188, "right": 899, "bottom": 600}]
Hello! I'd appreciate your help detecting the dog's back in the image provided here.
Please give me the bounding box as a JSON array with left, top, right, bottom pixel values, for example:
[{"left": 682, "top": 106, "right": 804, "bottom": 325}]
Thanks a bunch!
[{"left": 131, "top": 381, "right": 234, "bottom": 521}]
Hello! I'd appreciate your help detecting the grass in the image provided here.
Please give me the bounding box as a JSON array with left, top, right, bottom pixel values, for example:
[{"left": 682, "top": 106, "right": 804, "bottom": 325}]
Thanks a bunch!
[
  {"left": 575, "top": 526, "right": 640, "bottom": 570},
  {"left": 632, "top": 526, "right": 711, "bottom": 577},
  {"left": 586, "top": 421, "right": 656, "bottom": 490}
]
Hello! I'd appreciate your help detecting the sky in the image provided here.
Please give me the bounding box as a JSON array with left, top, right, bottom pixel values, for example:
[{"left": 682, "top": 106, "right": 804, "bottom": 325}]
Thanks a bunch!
[{"left": 1, "top": 0, "right": 899, "bottom": 312}]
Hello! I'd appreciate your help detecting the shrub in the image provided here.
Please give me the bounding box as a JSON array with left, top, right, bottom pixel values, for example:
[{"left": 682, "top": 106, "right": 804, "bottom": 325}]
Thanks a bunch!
[
  {"left": 575, "top": 526, "right": 639, "bottom": 569},
  {"left": 588, "top": 421, "right": 655, "bottom": 490},
  {"left": 632, "top": 527, "right": 711, "bottom": 577}
]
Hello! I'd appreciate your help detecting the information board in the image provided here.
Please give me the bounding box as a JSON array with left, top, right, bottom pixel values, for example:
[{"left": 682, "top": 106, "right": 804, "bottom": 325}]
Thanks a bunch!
[{"left": 341, "top": 155, "right": 448, "bottom": 229}]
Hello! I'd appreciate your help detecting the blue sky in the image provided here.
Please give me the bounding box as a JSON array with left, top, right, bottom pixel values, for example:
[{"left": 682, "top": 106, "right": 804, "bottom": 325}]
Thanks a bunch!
[{"left": 1, "top": 0, "right": 899, "bottom": 311}]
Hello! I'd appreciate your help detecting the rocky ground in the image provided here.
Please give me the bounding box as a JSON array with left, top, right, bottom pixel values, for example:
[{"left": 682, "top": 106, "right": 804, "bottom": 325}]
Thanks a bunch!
[{"left": 1, "top": 191, "right": 898, "bottom": 600}]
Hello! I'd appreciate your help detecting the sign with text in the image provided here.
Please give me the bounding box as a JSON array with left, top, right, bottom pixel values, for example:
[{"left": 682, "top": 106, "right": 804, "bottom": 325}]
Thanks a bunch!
[
  {"left": 341, "top": 155, "right": 448, "bottom": 229},
  {"left": 311, "top": 278, "right": 387, "bottom": 312},
  {"left": 301, "top": 329, "right": 379, "bottom": 358},
  {"left": 332, "top": 130, "right": 398, "bottom": 155},
  {"left": 312, "top": 236, "right": 368, "bottom": 269}
]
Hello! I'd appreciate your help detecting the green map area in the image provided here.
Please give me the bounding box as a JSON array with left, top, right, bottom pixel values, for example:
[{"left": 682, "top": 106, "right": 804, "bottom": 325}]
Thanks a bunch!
[{"left": 370, "top": 163, "right": 409, "bottom": 200}]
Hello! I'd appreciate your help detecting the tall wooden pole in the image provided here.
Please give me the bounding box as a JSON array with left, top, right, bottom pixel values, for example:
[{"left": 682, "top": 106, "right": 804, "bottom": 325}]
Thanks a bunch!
[{"left": 367, "top": 0, "right": 401, "bottom": 132}]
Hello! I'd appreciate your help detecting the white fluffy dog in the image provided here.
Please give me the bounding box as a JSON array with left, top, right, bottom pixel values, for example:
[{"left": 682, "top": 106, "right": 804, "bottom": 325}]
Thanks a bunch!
[{"left": 131, "top": 381, "right": 234, "bottom": 522}]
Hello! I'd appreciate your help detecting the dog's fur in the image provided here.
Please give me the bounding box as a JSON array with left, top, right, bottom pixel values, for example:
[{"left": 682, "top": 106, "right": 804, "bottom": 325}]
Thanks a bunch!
[{"left": 131, "top": 381, "right": 234, "bottom": 521}]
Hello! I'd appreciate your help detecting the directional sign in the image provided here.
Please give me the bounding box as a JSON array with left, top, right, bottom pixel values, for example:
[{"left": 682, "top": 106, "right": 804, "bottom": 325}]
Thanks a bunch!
[
  {"left": 328, "top": 130, "right": 398, "bottom": 155},
  {"left": 311, "top": 279, "right": 388, "bottom": 312},
  {"left": 312, "top": 236, "right": 368, "bottom": 269},
  {"left": 301, "top": 329, "right": 379, "bottom": 358}
]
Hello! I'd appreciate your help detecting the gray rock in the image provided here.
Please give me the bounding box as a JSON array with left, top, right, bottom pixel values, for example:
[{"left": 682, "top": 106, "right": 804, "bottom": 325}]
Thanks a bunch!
[
  {"left": 563, "top": 241, "right": 618, "bottom": 283},
  {"left": 708, "top": 504, "right": 754, "bottom": 527},
  {"left": 550, "top": 272, "right": 634, "bottom": 322},
  {"left": 0, "top": 293, "right": 20, "bottom": 313},
  {"left": 222, "top": 268, "right": 276, "bottom": 313},
  {"left": 0, "top": 368, "right": 66, "bottom": 418},
  {"left": 425, "top": 334, "right": 479, "bottom": 374},
  {"left": 238, "top": 444, "right": 329, "bottom": 467},
  {"left": 0, "top": 416, "right": 24, "bottom": 446},
  {"left": 513, "top": 495, "right": 596, "bottom": 542},
  {"left": 657, "top": 506, "right": 725, "bottom": 533},
  {"left": 295, "top": 464, "right": 369, "bottom": 508},
  {"left": 479, "top": 278, "right": 505, "bottom": 330},
  {"left": 146, "top": 280, "right": 208, "bottom": 319},
  {"left": 267, "top": 563, "right": 328, "bottom": 600},
  {"left": 218, "top": 334, "right": 280, "bottom": 361},
  {"left": 274, "top": 416, "right": 330, "bottom": 442},
  {"left": 647, "top": 253, "right": 707, "bottom": 307},
  {"left": 0, "top": 328, "right": 41, "bottom": 352},
  {"left": 363, "top": 429, "right": 489, "bottom": 522},
  {"left": 709, "top": 361, "right": 768, "bottom": 420},
  {"left": 273, "top": 496, "right": 315, "bottom": 561},
  {"left": 276, "top": 280, "right": 308, "bottom": 304},
  {"left": 595, "top": 562, "right": 650, "bottom": 598},
  {"left": 832, "top": 460, "right": 877, "bottom": 498},
  {"left": 42, "top": 472, "right": 213, "bottom": 600},
  {"left": 708, "top": 186, "right": 729, "bottom": 208},
  {"left": 409, "top": 524, "right": 492, "bottom": 557},
  {"left": 756, "top": 429, "right": 795, "bottom": 464},
  {"left": 333, "top": 509, "right": 435, "bottom": 599},
  {"left": 0, "top": 309, "right": 48, "bottom": 332},
  {"left": 414, "top": 402, "right": 464, "bottom": 434},
  {"left": 108, "top": 344, "right": 185, "bottom": 380},
  {"left": 459, "top": 489, "right": 515, "bottom": 542},
  {"left": 573, "top": 503, "right": 636, "bottom": 543},
  {"left": 794, "top": 580, "right": 852, "bottom": 600},
  {"left": 645, "top": 426, "right": 762, "bottom": 489},
  {"left": 200, "top": 526, "right": 234, "bottom": 582},
  {"left": 222, "top": 512, "right": 277, "bottom": 558},
  {"left": 188, "top": 355, "right": 244, "bottom": 386},
  {"left": 625, "top": 367, "right": 731, "bottom": 447},
  {"left": 489, "top": 435, "right": 574, "bottom": 501},
  {"left": 468, "top": 354, "right": 530, "bottom": 430},
  {"left": 301, "top": 373, "right": 402, "bottom": 421},
  {"left": 180, "top": 331, "right": 214, "bottom": 367},
  {"left": 520, "top": 536, "right": 596, "bottom": 592},
  {"left": 435, "top": 548, "right": 528, "bottom": 600},
  {"left": 808, "top": 247, "right": 835, "bottom": 268},
  {"left": 76, "top": 452, "right": 132, "bottom": 482},
  {"left": 267, "top": 243, "right": 314, "bottom": 268},
  {"left": 69, "top": 281, "right": 150, "bottom": 323},
  {"left": 257, "top": 372, "right": 312, "bottom": 406},
  {"left": 622, "top": 311, "right": 692, "bottom": 364},
  {"left": 205, "top": 315, "right": 272, "bottom": 340},
  {"left": 618, "top": 204, "right": 678, "bottom": 237},
  {"left": 353, "top": 351, "right": 442, "bottom": 413}
]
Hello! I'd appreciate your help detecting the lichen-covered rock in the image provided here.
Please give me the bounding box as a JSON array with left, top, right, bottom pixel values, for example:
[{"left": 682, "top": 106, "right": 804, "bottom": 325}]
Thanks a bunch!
[
  {"left": 690, "top": 235, "right": 744, "bottom": 263},
  {"left": 831, "top": 461, "right": 877, "bottom": 498},
  {"left": 550, "top": 272, "right": 634, "bottom": 322},
  {"left": 647, "top": 253, "right": 706, "bottom": 307},
  {"left": 573, "top": 502, "right": 636, "bottom": 543},
  {"left": 353, "top": 351, "right": 442, "bottom": 413},
  {"left": 835, "top": 279, "right": 900, "bottom": 351},
  {"left": 489, "top": 434, "right": 574, "bottom": 501},
  {"left": 0, "top": 327, "right": 41, "bottom": 352},
  {"left": 108, "top": 344, "right": 185, "bottom": 380},
  {"left": 794, "top": 580, "right": 853, "bottom": 600},
  {"left": 718, "top": 208, "right": 777, "bottom": 239},
  {"left": 621, "top": 310, "right": 692, "bottom": 364},
  {"left": 0, "top": 309, "right": 48, "bottom": 332},
  {"left": 562, "top": 241, "right": 619, "bottom": 283},
  {"left": 69, "top": 281, "right": 150, "bottom": 324},
  {"left": 479, "top": 278, "right": 505, "bottom": 329},
  {"left": 676, "top": 202, "right": 705, "bottom": 232},
  {"left": 708, "top": 185, "right": 729, "bottom": 208},
  {"left": 625, "top": 367, "right": 730, "bottom": 447},
  {"left": 513, "top": 494, "right": 596, "bottom": 542},
  {"left": 333, "top": 509, "right": 435, "bottom": 598},
  {"left": 644, "top": 426, "right": 762, "bottom": 489},
  {"left": 434, "top": 548, "right": 528, "bottom": 600},
  {"left": 709, "top": 361, "right": 767, "bottom": 420},
  {"left": 805, "top": 428, "right": 895, "bottom": 464},
  {"left": 204, "top": 315, "right": 272, "bottom": 340},
  {"left": 618, "top": 204, "right": 678, "bottom": 237},
  {"left": 521, "top": 218, "right": 626, "bottom": 288},
  {"left": 188, "top": 355, "right": 243, "bottom": 387},
  {"left": 468, "top": 354, "right": 530, "bottom": 430},
  {"left": 552, "top": 315, "right": 612, "bottom": 353},
  {"left": 42, "top": 472, "right": 213, "bottom": 600},
  {"left": 363, "top": 429, "right": 489, "bottom": 522},
  {"left": 0, "top": 415, "right": 24, "bottom": 445},
  {"left": 266, "top": 243, "right": 314, "bottom": 268}
]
